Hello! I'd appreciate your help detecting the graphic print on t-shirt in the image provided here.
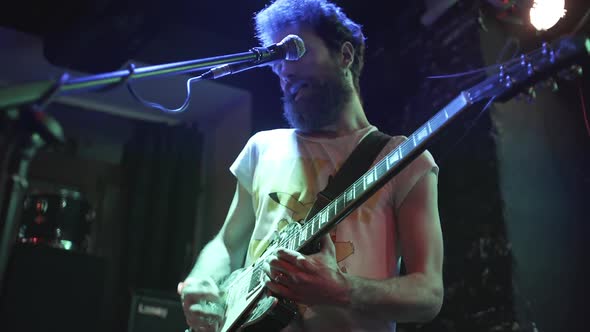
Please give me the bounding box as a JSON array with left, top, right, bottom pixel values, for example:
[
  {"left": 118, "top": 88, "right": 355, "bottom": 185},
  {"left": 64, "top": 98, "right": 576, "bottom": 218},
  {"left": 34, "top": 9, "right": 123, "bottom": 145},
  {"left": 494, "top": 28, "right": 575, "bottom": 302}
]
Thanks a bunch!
[{"left": 248, "top": 191, "right": 356, "bottom": 267}]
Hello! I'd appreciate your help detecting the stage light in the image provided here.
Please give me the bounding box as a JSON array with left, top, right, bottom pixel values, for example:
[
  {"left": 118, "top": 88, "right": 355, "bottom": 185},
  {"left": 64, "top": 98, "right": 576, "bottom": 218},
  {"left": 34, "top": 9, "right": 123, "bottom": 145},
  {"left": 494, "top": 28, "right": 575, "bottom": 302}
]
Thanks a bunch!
[{"left": 529, "top": 0, "right": 566, "bottom": 31}]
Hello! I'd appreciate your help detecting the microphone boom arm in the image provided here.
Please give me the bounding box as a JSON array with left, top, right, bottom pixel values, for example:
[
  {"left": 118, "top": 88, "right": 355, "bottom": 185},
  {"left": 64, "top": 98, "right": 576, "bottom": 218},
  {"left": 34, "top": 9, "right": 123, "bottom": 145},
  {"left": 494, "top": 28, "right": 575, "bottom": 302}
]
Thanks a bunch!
[{"left": 0, "top": 49, "right": 262, "bottom": 111}]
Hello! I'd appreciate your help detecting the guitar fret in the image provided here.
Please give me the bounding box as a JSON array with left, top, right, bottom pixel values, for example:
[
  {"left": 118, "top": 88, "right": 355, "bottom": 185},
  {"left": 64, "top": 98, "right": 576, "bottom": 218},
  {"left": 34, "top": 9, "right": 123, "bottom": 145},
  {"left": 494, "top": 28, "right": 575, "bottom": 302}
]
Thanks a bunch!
[
  {"left": 427, "top": 121, "right": 432, "bottom": 133},
  {"left": 377, "top": 161, "right": 385, "bottom": 178},
  {"left": 412, "top": 133, "right": 417, "bottom": 146},
  {"left": 333, "top": 198, "right": 337, "bottom": 215},
  {"left": 365, "top": 170, "right": 374, "bottom": 186},
  {"left": 403, "top": 142, "right": 414, "bottom": 159},
  {"left": 249, "top": 265, "right": 262, "bottom": 292},
  {"left": 336, "top": 196, "right": 343, "bottom": 214},
  {"left": 435, "top": 114, "right": 445, "bottom": 129},
  {"left": 388, "top": 149, "right": 400, "bottom": 166},
  {"left": 417, "top": 126, "right": 428, "bottom": 141}
]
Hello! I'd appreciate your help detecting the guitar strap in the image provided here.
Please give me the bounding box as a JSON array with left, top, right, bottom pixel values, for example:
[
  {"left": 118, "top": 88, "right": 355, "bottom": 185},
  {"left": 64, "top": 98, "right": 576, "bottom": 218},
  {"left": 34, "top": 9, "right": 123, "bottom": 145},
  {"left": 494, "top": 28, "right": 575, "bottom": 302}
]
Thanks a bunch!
[{"left": 304, "top": 129, "right": 392, "bottom": 222}]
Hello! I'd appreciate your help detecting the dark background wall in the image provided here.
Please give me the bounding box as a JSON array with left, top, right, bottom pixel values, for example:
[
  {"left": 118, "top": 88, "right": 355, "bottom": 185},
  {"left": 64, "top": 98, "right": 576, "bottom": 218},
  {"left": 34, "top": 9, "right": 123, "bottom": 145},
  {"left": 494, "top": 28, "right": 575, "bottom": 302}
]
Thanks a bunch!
[{"left": 1, "top": 0, "right": 589, "bottom": 331}]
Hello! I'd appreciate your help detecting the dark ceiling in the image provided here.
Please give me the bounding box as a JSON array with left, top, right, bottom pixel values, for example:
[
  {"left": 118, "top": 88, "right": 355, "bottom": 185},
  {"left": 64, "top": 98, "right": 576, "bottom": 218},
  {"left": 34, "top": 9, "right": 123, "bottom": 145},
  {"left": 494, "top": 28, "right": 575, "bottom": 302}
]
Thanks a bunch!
[{"left": 1, "top": 0, "right": 587, "bottom": 72}]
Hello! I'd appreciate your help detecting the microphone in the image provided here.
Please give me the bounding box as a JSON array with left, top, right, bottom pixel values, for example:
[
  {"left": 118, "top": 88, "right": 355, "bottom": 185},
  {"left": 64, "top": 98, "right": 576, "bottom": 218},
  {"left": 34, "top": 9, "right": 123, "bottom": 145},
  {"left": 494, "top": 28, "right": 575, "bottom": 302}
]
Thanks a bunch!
[{"left": 201, "top": 34, "right": 306, "bottom": 80}]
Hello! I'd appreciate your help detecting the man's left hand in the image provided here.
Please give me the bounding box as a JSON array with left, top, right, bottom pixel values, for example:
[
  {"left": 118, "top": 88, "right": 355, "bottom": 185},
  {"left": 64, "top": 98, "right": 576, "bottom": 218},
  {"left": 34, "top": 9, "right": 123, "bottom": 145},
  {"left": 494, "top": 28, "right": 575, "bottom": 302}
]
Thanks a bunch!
[{"left": 263, "top": 234, "right": 351, "bottom": 306}]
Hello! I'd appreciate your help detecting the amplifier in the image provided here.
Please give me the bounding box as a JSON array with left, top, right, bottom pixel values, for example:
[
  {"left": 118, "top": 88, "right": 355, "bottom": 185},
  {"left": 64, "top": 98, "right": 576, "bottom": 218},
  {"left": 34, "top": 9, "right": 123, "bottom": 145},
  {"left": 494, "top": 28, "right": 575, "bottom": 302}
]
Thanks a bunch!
[
  {"left": 128, "top": 289, "right": 188, "bottom": 332},
  {"left": 0, "top": 244, "right": 105, "bottom": 332}
]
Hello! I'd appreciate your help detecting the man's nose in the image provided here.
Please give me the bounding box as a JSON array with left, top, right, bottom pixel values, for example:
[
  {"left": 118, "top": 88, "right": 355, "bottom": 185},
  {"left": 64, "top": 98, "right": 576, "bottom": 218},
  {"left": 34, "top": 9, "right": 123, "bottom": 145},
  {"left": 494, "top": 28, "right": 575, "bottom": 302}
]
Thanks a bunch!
[{"left": 273, "top": 59, "right": 299, "bottom": 78}]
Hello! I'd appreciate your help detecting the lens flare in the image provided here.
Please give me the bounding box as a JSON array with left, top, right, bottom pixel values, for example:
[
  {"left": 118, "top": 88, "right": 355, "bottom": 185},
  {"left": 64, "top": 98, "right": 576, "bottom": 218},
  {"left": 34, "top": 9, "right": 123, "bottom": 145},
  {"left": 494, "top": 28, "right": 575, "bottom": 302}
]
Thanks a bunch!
[{"left": 530, "top": 0, "right": 566, "bottom": 31}]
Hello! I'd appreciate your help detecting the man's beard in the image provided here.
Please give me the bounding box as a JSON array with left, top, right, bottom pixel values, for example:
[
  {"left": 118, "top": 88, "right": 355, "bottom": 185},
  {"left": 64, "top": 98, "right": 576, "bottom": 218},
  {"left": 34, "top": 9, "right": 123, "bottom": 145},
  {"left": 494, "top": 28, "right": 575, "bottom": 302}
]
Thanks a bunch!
[{"left": 282, "top": 71, "right": 353, "bottom": 132}]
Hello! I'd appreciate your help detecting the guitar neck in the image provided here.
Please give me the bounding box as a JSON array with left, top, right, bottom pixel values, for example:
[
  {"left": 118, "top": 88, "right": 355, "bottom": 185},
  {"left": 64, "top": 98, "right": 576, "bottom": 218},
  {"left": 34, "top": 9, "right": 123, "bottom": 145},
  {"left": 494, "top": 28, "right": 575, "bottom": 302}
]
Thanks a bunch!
[
  {"left": 269, "top": 92, "right": 474, "bottom": 253},
  {"left": 270, "top": 35, "right": 590, "bottom": 254}
]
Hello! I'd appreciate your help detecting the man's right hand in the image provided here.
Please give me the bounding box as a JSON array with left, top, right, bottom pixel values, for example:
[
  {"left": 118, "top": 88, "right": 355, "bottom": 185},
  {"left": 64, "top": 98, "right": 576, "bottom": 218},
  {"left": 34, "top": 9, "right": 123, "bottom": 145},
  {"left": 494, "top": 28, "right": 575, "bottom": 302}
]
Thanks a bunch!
[{"left": 178, "top": 276, "right": 226, "bottom": 332}]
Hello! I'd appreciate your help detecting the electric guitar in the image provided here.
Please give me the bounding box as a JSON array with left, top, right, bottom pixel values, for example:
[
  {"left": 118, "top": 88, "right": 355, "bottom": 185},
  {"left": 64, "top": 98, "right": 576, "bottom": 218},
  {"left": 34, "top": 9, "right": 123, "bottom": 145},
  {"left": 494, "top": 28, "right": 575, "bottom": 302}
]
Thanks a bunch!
[{"left": 215, "top": 34, "right": 590, "bottom": 332}]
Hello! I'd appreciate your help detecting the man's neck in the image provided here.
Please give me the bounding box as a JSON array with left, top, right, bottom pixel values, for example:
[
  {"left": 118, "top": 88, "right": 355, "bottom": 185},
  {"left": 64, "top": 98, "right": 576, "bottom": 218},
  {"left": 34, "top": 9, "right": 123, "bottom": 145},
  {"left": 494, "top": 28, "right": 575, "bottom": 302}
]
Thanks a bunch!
[{"left": 296, "top": 94, "right": 370, "bottom": 138}]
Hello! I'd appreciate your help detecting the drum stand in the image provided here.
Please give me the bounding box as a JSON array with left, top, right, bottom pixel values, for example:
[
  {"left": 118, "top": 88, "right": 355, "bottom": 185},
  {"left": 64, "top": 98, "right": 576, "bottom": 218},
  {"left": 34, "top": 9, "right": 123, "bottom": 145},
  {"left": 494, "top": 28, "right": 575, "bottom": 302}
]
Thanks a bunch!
[{"left": 0, "top": 79, "right": 65, "bottom": 289}]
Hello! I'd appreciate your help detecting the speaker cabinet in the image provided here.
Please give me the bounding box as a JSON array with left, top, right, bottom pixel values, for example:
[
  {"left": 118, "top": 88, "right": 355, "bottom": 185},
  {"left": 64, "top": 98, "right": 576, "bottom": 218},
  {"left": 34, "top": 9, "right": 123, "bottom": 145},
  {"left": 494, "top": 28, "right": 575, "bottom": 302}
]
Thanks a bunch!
[
  {"left": 127, "top": 288, "right": 187, "bottom": 332},
  {"left": 0, "top": 244, "right": 105, "bottom": 332}
]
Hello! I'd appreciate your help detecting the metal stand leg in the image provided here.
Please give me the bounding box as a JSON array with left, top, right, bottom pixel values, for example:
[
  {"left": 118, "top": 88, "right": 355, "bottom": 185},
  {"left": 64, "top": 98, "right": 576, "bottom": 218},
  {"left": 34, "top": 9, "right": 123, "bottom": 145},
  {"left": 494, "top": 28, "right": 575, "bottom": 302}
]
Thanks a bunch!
[{"left": 0, "top": 107, "right": 62, "bottom": 289}]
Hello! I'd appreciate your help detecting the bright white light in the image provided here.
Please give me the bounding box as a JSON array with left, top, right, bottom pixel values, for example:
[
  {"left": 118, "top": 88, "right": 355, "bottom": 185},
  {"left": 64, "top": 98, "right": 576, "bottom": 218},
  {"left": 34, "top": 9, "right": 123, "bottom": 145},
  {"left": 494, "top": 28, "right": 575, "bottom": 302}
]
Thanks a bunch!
[{"left": 530, "top": 0, "right": 566, "bottom": 31}]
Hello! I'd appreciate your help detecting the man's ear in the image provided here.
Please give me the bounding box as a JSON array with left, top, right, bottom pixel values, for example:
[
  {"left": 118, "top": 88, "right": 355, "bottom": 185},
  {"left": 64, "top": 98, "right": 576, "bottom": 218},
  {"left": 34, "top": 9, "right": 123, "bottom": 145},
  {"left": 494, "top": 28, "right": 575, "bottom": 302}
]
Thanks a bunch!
[{"left": 340, "top": 41, "right": 355, "bottom": 69}]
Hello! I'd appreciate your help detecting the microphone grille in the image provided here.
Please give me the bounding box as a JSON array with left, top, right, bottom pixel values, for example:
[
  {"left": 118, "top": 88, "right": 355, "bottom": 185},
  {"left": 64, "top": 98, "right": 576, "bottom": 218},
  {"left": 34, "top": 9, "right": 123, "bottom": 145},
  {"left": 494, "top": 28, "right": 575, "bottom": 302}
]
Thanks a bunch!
[{"left": 280, "top": 34, "right": 306, "bottom": 61}]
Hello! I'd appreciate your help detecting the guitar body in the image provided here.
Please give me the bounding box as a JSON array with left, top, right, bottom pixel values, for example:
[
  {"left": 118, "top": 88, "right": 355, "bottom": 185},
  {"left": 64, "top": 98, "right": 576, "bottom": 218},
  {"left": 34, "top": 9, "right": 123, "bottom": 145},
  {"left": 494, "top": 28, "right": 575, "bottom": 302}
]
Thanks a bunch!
[
  {"left": 219, "top": 223, "right": 303, "bottom": 332},
  {"left": 228, "top": 292, "right": 300, "bottom": 332}
]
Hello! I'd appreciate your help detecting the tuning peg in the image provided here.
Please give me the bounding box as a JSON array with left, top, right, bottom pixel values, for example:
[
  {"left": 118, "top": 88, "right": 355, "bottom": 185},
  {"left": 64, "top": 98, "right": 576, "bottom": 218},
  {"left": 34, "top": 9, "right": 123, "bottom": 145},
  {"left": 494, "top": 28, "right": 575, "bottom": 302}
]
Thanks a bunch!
[
  {"left": 549, "top": 79, "right": 559, "bottom": 92},
  {"left": 524, "top": 86, "right": 537, "bottom": 103},
  {"left": 537, "top": 78, "right": 559, "bottom": 92},
  {"left": 541, "top": 42, "right": 556, "bottom": 63},
  {"left": 570, "top": 64, "right": 583, "bottom": 77},
  {"left": 520, "top": 54, "right": 534, "bottom": 76},
  {"left": 557, "top": 64, "right": 584, "bottom": 81},
  {"left": 515, "top": 86, "right": 537, "bottom": 103},
  {"left": 526, "top": 86, "right": 537, "bottom": 100}
]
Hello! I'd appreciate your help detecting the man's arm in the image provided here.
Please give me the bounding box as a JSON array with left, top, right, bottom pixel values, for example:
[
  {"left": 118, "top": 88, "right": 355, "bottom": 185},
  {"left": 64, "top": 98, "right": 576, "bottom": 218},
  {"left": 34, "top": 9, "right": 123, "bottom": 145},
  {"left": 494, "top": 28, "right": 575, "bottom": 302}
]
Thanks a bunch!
[
  {"left": 186, "top": 180, "right": 256, "bottom": 283},
  {"left": 346, "top": 170, "right": 444, "bottom": 322},
  {"left": 179, "top": 181, "right": 255, "bottom": 330},
  {"left": 265, "top": 171, "right": 444, "bottom": 323}
]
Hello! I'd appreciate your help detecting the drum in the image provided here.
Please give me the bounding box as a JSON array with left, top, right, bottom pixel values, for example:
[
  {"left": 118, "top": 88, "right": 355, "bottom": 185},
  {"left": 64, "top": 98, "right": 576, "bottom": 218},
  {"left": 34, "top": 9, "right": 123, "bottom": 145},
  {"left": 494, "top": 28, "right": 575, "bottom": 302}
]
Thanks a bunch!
[{"left": 18, "top": 189, "right": 94, "bottom": 252}]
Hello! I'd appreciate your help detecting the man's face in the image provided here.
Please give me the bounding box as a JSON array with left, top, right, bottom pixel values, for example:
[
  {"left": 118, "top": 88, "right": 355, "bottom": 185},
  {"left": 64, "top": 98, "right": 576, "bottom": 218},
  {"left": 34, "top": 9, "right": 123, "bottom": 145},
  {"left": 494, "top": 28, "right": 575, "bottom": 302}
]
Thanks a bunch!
[{"left": 270, "top": 26, "right": 353, "bottom": 132}]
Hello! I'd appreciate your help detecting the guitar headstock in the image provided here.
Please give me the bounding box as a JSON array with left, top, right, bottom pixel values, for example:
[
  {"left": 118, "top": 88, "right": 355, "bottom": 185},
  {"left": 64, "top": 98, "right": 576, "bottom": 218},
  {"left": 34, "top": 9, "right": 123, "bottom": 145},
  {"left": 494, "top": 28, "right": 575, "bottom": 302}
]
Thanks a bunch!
[{"left": 467, "top": 35, "right": 590, "bottom": 103}]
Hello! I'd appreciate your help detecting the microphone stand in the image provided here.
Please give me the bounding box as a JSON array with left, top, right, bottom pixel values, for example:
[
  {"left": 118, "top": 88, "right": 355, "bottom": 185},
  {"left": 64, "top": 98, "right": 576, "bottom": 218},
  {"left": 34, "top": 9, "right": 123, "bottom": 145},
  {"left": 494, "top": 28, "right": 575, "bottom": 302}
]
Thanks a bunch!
[{"left": 0, "top": 47, "right": 269, "bottom": 289}]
